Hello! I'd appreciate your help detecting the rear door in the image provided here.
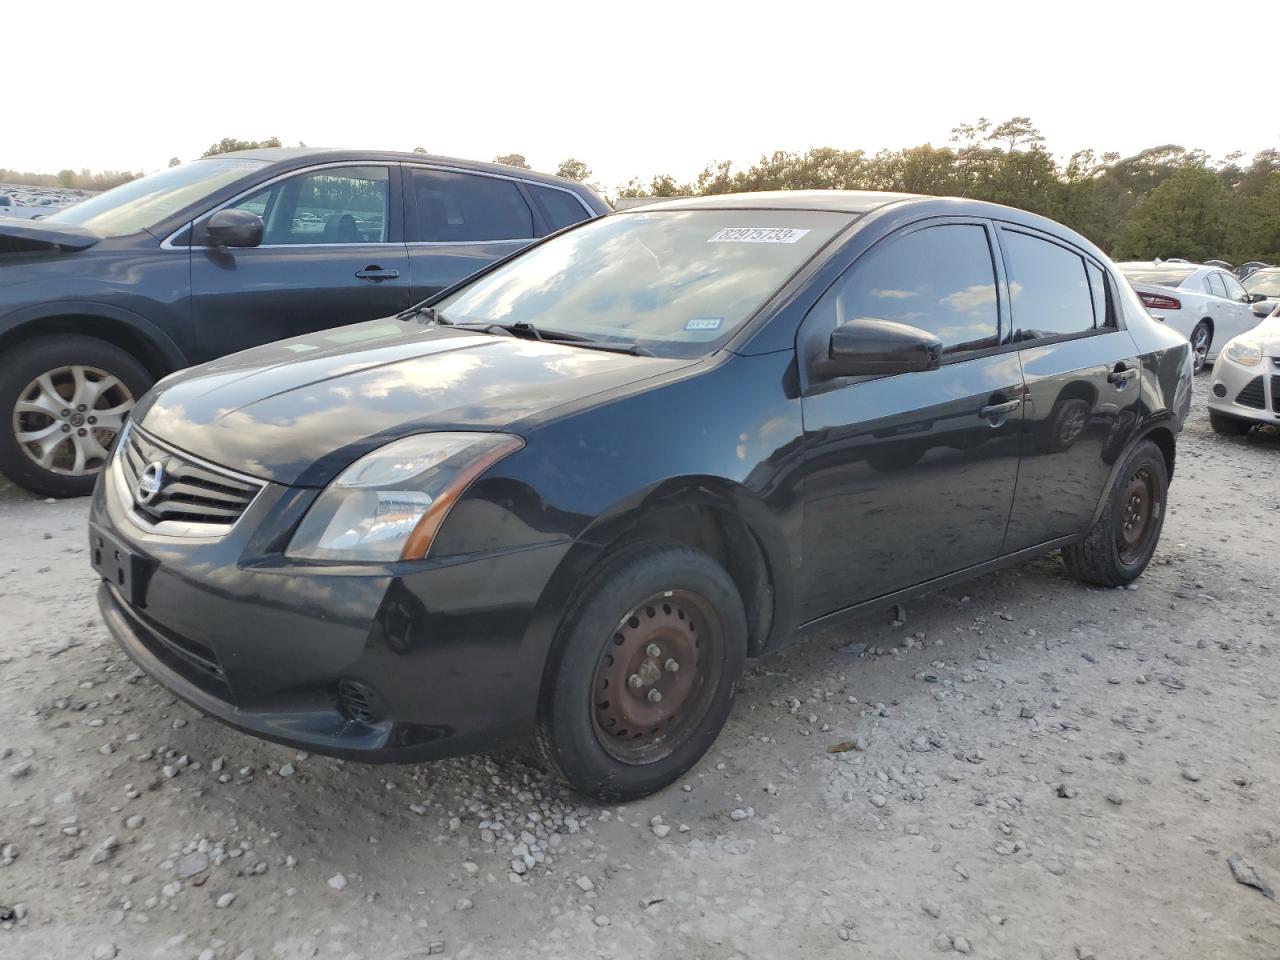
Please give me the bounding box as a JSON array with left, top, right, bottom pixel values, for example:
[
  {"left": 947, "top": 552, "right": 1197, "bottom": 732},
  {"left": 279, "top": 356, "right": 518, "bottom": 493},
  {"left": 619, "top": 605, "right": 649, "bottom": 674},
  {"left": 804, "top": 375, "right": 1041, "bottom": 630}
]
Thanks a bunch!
[
  {"left": 998, "top": 226, "right": 1142, "bottom": 552},
  {"left": 402, "top": 166, "right": 541, "bottom": 301},
  {"left": 797, "top": 219, "right": 1023, "bottom": 619},
  {"left": 188, "top": 164, "right": 411, "bottom": 362}
]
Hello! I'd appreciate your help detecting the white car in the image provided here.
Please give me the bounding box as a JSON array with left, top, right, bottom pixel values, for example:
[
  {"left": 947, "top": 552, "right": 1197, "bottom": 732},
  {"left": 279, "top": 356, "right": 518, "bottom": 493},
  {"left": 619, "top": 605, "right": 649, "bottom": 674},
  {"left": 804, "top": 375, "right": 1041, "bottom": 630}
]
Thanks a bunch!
[
  {"left": 1206, "top": 308, "right": 1280, "bottom": 435},
  {"left": 1242, "top": 266, "right": 1280, "bottom": 323},
  {"left": 1117, "top": 262, "right": 1269, "bottom": 372}
]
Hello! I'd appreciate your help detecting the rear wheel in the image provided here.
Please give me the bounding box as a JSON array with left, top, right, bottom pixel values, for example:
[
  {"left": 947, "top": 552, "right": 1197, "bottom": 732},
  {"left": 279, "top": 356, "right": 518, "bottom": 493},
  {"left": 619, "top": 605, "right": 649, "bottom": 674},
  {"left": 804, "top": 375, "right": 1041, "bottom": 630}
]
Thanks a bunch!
[
  {"left": 1189, "top": 321, "right": 1212, "bottom": 373},
  {"left": 535, "top": 541, "right": 747, "bottom": 801},
  {"left": 0, "top": 336, "right": 152, "bottom": 498},
  {"left": 1209, "top": 411, "right": 1253, "bottom": 436},
  {"left": 1062, "top": 439, "right": 1168, "bottom": 587}
]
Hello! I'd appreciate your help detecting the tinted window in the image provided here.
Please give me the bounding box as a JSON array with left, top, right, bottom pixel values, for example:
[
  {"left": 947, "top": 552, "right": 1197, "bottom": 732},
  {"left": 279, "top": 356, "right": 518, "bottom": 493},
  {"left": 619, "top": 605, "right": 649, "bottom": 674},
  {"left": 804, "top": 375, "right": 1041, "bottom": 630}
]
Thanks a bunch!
[
  {"left": 1001, "top": 230, "right": 1094, "bottom": 340},
  {"left": 815, "top": 224, "right": 1000, "bottom": 356},
  {"left": 1220, "top": 272, "right": 1247, "bottom": 301},
  {"left": 530, "top": 184, "right": 592, "bottom": 232},
  {"left": 232, "top": 166, "right": 389, "bottom": 245},
  {"left": 1205, "top": 272, "right": 1226, "bottom": 298},
  {"left": 1086, "top": 262, "right": 1114, "bottom": 328},
  {"left": 437, "top": 209, "right": 846, "bottom": 357},
  {"left": 408, "top": 169, "right": 533, "bottom": 242}
]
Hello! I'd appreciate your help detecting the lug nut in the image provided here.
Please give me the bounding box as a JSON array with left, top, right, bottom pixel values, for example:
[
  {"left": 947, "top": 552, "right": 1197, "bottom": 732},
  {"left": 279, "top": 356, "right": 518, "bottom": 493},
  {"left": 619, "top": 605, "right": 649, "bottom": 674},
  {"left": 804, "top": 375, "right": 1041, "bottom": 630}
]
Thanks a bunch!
[
  {"left": 645, "top": 643, "right": 662, "bottom": 658},
  {"left": 628, "top": 674, "right": 643, "bottom": 689},
  {"left": 87, "top": 416, "right": 97, "bottom": 425},
  {"left": 77, "top": 404, "right": 87, "bottom": 412},
  {"left": 77, "top": 428, "right": 87, "bottom": 436},
  {"left": 60, "top": 409, "right": 70, "bottom": 418},
  {"left": 664, "top": 658, "right": 680, "bottom": 673},
  {"left": 61, "top": 424, "right": 71, "bottom": 432},
  {"left": 646, "top": 689, "right": 663, "bottom": 703}
]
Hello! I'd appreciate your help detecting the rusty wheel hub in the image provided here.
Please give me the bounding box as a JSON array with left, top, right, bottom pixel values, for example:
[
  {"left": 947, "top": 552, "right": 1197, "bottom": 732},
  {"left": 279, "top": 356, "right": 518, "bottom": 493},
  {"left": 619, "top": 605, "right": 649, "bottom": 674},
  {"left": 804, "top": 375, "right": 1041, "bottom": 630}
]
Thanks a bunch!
[
  {"left": 1117, "top": 466, "right": 1156, "bottom": 563},
  {"left": 591, "top": 591, "right": 712, "bottom": 763}
]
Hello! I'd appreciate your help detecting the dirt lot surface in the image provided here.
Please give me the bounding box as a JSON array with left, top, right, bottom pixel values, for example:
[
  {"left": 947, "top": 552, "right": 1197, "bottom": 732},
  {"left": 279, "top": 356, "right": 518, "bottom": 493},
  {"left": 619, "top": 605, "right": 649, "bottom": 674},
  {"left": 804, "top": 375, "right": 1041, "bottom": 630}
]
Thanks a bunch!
[{"left": 1, "top": 378, "right": 1278, "bottom": 960}]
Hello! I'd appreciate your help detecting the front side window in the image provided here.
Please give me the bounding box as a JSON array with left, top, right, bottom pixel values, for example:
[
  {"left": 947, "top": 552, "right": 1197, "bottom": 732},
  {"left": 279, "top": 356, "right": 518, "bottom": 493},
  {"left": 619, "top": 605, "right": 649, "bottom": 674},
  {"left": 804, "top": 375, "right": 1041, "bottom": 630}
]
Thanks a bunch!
[
  {"left": 44, "top": 158, "right": 269, "bottom": 238},
  {"left": 408, "top": 169, "right": 533, "bottom": 242},
  {"left": 809, "top": 224, "right": 1000, "bottom": 358},
  {"left": 1001, "top": 230, "right": 1095, "bottom": 340},
  {"left": 436, "top": 209, "right": 848, "bottom": 357},
  {"left": 231, "top": 166, "right": 389, "bottom": 245}
]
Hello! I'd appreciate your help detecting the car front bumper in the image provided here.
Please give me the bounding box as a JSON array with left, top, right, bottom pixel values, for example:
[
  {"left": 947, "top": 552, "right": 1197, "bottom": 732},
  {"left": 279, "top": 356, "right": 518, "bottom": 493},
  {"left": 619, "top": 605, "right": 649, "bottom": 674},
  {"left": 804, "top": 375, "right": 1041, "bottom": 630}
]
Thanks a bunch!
[
  {"left": 90, "top": 455, "right": 570, "bottom": 763},
  {"left": 1207, "top": 355, "right": 1280, "bottom": 426}
]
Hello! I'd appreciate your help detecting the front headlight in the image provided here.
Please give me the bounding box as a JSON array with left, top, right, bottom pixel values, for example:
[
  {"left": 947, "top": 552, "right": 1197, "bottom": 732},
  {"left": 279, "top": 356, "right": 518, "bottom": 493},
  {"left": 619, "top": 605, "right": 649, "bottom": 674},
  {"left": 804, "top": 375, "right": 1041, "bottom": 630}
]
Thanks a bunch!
[
  {"left": 1224, "top": 339, "right": 1263, "bottom": 367},
  {"left": 287, "top": 433, "right": 523, "bottom": 562}
]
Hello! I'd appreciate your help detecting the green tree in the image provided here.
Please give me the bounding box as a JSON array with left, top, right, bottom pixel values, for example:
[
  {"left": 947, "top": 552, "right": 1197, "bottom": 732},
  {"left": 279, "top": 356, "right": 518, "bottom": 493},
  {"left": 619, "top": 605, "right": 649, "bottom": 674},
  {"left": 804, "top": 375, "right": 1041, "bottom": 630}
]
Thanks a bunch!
[
  {"left": 1112, "top": 166, "right": 1233, "bottom": 261},
  {"left": 168, "top": 157, "right": 181, "bottom": 168},
  {"left": 412, "top": 146, "right": 429, "bottom": 154},
  {"left": 493, "top": 153, "right": 531, "bottom": 169},
  {"left": 556, "top": 158, "right": 591, "bottom": 181},
  {"left": 56, "top": 169, "right": 76, "bottom": 188},
  {"left": 201, "top": 136, "right": 282, "bottom": 158}
]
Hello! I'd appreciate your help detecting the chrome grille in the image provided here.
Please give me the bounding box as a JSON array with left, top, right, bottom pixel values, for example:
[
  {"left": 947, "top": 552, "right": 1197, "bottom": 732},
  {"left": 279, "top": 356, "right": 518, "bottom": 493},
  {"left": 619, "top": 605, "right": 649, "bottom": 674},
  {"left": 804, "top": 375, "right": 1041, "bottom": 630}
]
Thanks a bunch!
[{"left": 117, "top": 424, "right": 263, "bottom": 532}]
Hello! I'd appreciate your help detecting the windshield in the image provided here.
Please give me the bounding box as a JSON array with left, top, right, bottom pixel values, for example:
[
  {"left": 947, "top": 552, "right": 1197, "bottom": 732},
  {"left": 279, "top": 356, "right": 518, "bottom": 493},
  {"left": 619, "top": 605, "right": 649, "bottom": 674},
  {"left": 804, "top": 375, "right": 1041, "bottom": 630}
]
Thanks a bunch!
[
  {"left": 1243, "top": 271, "right": 1280, "bottom": 297},
  {"left": 435, "top": 209, "right": 850, "bottom": 356},
  {"left": 44, "top": 158, "right": 269, "bottom": 238},
  {"left": 1119, "top": 267, "right": 1193, "bottom": 287}
]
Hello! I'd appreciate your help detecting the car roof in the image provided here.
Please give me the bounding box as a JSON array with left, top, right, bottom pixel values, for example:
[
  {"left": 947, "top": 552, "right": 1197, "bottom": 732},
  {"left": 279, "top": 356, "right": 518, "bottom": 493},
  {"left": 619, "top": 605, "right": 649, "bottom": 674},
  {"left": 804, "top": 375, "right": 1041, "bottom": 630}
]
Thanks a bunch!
[
  {"left": 639, "top": 190, "right": 924, "bottom": 214},
  {"left": 199, "top": 147, "right": 593, "bottom": 192}
]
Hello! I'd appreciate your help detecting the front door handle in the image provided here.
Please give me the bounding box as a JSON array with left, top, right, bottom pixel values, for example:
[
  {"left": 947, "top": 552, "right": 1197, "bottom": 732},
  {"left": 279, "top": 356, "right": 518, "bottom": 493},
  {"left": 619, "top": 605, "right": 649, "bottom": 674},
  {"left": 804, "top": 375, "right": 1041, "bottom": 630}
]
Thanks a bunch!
[
  {"left": 1108, "top": 362, "right": 1138, "bottom": 386},
  {"left": 355, "top": 266, "right": 401, "bottom": 281},
  {"left": 980, "top": 398, "right": 1022, "bottom": 419}
]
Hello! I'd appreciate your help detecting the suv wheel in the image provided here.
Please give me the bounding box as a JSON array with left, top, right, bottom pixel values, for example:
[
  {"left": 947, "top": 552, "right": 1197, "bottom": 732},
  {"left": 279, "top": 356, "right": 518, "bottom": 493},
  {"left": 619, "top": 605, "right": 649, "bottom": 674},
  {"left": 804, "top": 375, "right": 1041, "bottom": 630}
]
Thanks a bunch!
[
  {"left": 1062, "top": 439, "right": 1168, "bottom": 587},
  {"left": 535, "top": 540, "right": 747, "bottom": 801},
  {"left": 0, "top": 335, "right": 153, "bottom": 498}
]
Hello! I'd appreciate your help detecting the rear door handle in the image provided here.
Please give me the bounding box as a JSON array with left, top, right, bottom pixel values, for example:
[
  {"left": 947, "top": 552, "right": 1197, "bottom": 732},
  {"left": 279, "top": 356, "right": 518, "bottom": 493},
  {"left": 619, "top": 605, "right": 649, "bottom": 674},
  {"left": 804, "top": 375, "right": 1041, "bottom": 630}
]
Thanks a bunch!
[
  {"left": 1108, "top": 363, "right": 1138, "bottom": 386},
  {"left": 980, "top": 398, "right": 1021, "bottom": 419},
  {"left": 355, "top": 267, "right": 400, "bottom": 281}
]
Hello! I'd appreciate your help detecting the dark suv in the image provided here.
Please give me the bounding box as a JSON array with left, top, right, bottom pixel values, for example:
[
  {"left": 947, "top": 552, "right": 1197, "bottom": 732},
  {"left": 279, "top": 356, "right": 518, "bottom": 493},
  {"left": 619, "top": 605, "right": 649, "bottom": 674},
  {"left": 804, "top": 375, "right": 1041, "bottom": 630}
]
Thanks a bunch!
[{"left": 0, "top": 148, "right": 607, "bottom": 496}]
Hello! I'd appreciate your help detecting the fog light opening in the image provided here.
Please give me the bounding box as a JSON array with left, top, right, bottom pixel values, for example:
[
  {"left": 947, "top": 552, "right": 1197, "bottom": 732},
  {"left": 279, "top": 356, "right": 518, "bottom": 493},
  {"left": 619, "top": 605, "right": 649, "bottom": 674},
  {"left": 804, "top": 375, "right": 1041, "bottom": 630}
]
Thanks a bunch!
[
  {"left": 1212, "top": 383, "right": 1227, "bottom": 398},
  {"left": 336, "top": 679, "right": 381, "bottom": 724}
]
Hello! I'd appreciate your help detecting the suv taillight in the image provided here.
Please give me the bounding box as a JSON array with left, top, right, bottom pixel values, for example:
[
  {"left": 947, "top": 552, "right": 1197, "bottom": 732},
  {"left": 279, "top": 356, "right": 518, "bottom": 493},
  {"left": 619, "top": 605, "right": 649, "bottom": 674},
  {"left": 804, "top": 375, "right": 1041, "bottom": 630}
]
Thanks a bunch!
[{"left": 1139, "top": 292, "right": 1181, "bottom": 311}]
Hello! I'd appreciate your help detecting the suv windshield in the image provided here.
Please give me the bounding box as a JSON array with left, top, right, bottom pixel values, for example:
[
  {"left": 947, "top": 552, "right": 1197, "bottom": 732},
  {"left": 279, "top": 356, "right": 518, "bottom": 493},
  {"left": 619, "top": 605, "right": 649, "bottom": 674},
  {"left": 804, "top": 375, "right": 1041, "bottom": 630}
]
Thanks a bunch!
[
  {"left": 435, "top": 209, "right": 850, "bottom": 356},
  {"left": 45, "top": 158, "right": 269, "bottom": 238},
  {"left": 1243, "top": 270, "right": 1280, "bottom": 297}
]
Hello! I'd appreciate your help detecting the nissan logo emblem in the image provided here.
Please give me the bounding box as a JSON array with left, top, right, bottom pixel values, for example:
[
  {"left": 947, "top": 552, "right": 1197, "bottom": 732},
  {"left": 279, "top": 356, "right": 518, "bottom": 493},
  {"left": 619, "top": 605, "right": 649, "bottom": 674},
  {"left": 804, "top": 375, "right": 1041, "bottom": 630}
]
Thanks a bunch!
[{"left": 136, "top": 462, "right": 166, "bottom": 505}]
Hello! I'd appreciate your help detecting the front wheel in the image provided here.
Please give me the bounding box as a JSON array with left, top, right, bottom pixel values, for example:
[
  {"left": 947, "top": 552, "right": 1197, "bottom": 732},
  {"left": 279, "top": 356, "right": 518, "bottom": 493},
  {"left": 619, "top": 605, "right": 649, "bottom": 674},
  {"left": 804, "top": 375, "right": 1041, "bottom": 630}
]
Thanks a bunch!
[
  {"left": 1062, "top": 439, "right": 1168, "bottom": 587},
  {"left": 1209, "top": 411, "right": 1253, "bottom": 436},
  {"left": 0, "top": 336, "right": 152, "bottom": 498},
  {"left": 535, "top": 541, "right": 747, "bottom": 801}
]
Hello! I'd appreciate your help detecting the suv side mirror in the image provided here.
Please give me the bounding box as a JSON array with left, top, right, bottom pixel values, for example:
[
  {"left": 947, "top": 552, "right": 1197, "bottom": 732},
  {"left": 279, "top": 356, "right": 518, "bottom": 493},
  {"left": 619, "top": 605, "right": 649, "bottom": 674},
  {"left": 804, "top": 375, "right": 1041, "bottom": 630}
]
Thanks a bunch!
[
  {"left": 822, "top": 318, "right": 943, "bottom": 379},
  {"left": 204, "top": 209, "right": 263, "bottom": 248}
]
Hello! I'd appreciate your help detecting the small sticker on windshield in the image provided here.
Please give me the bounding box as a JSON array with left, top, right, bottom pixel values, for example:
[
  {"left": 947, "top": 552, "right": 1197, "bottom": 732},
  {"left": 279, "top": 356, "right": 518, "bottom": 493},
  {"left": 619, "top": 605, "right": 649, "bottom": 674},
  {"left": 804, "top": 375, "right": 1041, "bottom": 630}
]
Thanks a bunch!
[
  {"left": 685, "top": 317, "right": 723, "bottom": 331},
  {"left": 707, "top": 227, "right": 810, "bottom": 244}
]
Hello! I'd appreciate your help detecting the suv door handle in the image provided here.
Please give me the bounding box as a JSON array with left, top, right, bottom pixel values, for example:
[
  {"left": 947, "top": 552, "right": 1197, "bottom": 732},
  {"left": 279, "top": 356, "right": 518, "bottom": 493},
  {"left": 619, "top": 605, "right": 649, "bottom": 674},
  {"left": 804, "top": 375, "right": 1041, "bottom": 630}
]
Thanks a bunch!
[
  {"left": 979, "top": 397, "right": 1022, "bottom": 419},
  {"left": 355, "top": 266, "right": 400, "bottom": 281},
  {"left": 1108, "top": 363, "right": 1138, "bottom": 386}
]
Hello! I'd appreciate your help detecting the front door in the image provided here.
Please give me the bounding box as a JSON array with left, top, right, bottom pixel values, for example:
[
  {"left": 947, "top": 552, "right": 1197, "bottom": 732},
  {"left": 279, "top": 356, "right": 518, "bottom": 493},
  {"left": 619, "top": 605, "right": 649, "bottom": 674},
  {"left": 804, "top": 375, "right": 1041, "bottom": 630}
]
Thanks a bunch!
[
  {"left": 997, "top": 226, "right": 1143, "bottom": 550},
  {"left": 798, "top": 220, "right": 1023, "bottom": 621},
  {"left": 189, "top": 164, "right": 411, "bottom": 362}
]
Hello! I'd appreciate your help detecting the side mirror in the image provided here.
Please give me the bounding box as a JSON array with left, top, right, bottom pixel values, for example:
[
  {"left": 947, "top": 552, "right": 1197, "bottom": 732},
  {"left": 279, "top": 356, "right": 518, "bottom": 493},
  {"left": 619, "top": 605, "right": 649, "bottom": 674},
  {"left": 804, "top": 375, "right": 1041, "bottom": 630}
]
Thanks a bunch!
[
  {"left": 822, "top": 318, "right": 943, "bottom": 379},
  {"left": 204, "top": 209, "right": 263, "bottom": 248},
  {"left": 1246, "top": 292, "right": 1268, "bottom": 303}
]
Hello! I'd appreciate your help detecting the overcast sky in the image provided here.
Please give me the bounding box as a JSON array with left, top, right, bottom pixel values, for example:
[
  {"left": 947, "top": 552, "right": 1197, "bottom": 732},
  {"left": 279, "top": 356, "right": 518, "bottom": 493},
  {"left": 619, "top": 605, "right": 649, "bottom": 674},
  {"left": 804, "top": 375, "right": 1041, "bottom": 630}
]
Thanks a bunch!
[{"left": 9, "top": 0, "right": 1278, "bottom": 190}]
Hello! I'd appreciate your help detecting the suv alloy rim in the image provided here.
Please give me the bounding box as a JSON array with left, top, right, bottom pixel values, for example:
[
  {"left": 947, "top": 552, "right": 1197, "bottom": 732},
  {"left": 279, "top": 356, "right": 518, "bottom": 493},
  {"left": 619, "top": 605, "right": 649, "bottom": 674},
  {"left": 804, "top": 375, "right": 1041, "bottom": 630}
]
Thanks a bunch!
[
  {"left": 12, "top": 365, "right": 135, "bottom": 476},
  {"left": 590, "top": 590, "right": 721, "bottom": 765},
  {"left": 1192, "top": 326, "right": 1209, "bottom": 371}
]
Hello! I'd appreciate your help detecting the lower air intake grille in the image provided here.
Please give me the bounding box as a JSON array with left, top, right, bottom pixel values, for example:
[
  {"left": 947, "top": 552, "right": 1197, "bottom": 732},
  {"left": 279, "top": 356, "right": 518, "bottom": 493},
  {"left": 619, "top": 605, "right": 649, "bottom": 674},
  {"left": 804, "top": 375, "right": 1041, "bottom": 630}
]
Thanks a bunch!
[
  {"left": 1272, "top": 376, "right": 1280, "bottom": 413},
  {"left": 1236, "top": 377, "right": 1266, "bottom": 409}
]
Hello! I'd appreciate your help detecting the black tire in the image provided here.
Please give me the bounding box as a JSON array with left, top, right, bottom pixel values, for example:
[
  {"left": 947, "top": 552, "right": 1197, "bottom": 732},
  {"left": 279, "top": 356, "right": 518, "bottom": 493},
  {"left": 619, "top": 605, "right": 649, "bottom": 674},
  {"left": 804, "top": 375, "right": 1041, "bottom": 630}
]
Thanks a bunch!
[
  {"left": 0, "top": 335, "right": 153, "bottom": 498},
  {"left": 1040, "top": 396, "right": 1092, "bottom": 453},
  {"left": 535, "top": 540, "right": 747, "bottom": 801},
  {"left": 1209, "top": 411, "right": 1253, "bottom": 436},
  {"left": 1062, "top": 439, "right": 1168, "bottom": 587},
  {"left": 1189, "top": 321, "right": 1212, "bottom": 374}
]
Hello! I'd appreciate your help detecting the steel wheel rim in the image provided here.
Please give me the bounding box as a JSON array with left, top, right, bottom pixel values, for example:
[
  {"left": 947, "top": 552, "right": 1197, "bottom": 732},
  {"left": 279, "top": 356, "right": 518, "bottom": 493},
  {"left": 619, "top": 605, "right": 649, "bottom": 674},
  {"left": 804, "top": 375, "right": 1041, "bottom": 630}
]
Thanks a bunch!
[
  {"left": 12, "top": 365, "right": 134, "bottom": 477},
  {"left": 1116, "top": 466, "right": 1158, "bottom": 564},
  {"left": 590, "top": 590, "right": 722, "bottom": 765}
]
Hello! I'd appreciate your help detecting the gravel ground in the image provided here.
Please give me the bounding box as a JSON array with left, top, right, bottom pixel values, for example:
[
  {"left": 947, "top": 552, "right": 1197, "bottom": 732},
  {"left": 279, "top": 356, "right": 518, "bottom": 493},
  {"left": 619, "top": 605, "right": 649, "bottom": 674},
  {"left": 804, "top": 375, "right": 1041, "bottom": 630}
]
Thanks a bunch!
[{"left": 1, "top": 377, "right": 1278, "bottom": 960}]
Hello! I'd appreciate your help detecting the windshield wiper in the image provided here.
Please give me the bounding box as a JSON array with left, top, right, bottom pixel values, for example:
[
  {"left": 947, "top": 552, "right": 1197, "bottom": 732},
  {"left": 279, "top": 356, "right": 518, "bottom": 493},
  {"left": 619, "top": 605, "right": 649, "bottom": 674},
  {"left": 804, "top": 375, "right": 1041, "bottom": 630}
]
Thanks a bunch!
[{"left": 444, "top": 319, "right": 655, "bottom": 356}]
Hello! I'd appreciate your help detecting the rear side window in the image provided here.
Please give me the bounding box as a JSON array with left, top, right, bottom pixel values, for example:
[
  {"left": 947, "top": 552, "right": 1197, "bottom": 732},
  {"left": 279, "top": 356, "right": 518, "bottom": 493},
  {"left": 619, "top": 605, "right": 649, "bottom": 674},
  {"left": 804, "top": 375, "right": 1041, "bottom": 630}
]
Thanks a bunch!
[
  {"left": 1086, "top": 262, "right": 1115, "bottom": 328},
  {"left": 529, "top": 184, "right": 592, "bottom": 232},
  {"left": 1205, "top": 273, "right": 1227, "bottom": 298},
  {"left": 1001, "top": 230, "right": 1095, "bottom": 340},
  {"left": 408, "top": 169, "right": 533, "bottom": 242},
  {"left": 815, "top": 223, "right": 1000, "bottom": 356}
]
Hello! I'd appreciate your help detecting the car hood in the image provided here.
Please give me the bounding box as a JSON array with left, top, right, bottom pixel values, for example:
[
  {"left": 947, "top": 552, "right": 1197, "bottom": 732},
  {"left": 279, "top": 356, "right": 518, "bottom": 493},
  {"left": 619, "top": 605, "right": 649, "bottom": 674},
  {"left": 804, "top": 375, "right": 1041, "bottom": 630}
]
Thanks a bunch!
[
  {"left": 133, "top": 319, "right": 692, "bottom": 486},
  {"left": 0, "top": 218, "right": 99, "bottom": 253}
]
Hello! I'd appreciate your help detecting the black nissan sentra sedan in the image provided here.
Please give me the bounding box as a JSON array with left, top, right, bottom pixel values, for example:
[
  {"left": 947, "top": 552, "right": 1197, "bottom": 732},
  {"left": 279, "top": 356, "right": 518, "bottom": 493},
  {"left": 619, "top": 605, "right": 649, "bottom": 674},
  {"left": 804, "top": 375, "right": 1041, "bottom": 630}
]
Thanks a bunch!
[{"left": 90, "top": 191, "right": 1192, "bottom": 800}]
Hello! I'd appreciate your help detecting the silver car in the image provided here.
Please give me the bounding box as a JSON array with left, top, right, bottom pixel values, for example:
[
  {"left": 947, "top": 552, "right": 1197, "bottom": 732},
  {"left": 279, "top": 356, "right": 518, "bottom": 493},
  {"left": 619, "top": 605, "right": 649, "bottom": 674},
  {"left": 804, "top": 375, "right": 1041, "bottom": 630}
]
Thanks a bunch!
[{"left": 1206, "top": 306, "right": 1280, "bottom": 435}]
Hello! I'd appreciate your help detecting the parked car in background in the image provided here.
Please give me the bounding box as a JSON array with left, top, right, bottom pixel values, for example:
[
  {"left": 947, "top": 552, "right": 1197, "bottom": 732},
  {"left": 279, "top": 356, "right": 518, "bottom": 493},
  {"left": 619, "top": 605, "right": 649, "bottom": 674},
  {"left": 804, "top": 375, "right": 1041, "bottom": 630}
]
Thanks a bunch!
[
  {"left": 1204, "top": 259, "right": 1233, "bottom": 271},
  {"left": 91, "top": 191, "right": 1191, "bottom": 801},
  {"left": 1242, "top": 266, "right": 1280, "bottom": 319},
  {"left": 1206, "top": 307, "right": 1280, "bottom": 435},
  {"left": 0, "top": 193, "right": 51, "bottom": 220},
  {"left": 0, "top": 148, "right": 607, "bottom": 496},
  {"left": 1116, "top": 261, "right": 1269, "bottom": 372},
  {"left": 1237, "top": 261, "right": 1272, "bottom": 280}
]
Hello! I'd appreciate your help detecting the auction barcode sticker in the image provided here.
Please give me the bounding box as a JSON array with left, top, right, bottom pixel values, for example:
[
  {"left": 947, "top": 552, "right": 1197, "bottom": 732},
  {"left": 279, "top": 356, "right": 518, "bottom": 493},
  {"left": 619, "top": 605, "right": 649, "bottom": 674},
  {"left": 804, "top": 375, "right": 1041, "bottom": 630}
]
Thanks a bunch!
[{"left": 707, "top": 227, "right": 810, "bottom": 244}]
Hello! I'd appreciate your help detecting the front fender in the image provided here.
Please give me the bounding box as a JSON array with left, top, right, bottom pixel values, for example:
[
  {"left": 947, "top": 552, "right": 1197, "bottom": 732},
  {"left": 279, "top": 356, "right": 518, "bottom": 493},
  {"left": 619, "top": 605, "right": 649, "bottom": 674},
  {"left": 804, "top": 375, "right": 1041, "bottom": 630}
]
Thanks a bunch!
[{"left": 0, "top": 299, "right": 186, "bottom": 371}]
